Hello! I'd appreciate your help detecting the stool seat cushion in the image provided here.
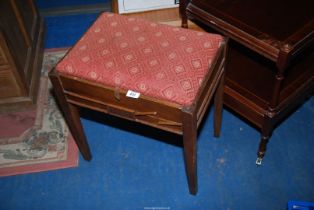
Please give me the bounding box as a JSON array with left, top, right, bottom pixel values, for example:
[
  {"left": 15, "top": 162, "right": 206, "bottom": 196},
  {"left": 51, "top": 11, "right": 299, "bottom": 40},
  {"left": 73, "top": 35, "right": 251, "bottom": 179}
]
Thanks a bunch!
[{"left": 56, "top": 12, "right": 223, "bottom": 106}]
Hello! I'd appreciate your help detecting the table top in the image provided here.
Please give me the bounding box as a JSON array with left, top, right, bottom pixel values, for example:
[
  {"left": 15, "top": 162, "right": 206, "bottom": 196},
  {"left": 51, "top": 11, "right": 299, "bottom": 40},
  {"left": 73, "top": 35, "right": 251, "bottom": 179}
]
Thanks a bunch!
[{"left": 187, "top": 0, "right": 314, "bottom": 61}]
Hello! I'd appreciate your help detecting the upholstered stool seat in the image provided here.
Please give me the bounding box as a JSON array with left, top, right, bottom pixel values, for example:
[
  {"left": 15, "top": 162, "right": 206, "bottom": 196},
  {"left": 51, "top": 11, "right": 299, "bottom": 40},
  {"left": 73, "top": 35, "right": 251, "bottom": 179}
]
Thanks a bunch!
[{"left": 49, "top": 12, "right": 227, "bottom": 195}]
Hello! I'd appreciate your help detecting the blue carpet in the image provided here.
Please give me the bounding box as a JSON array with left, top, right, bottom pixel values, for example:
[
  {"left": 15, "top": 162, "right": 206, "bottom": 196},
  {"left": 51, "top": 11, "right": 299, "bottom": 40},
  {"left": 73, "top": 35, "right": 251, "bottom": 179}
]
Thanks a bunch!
[
  {"left": 44, "top": 13, "right": 99, "bottom": 48},
  {"left": 0, "top": 12, "right": 313, "bottom": 210}
]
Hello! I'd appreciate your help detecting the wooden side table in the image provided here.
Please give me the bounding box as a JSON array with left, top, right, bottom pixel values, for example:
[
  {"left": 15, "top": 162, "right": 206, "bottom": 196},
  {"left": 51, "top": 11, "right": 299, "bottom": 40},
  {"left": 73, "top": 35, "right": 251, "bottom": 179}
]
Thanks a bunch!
[{"left": 181, "top": 0, "right": 314, "bottom": 164}]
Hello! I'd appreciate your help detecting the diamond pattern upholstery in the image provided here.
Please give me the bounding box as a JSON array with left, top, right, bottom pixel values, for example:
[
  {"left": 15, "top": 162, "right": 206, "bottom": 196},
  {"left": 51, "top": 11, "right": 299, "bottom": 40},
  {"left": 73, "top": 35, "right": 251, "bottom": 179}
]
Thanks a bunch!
[{"left": 56, "top": 12, "right": 223, "bottom": 106}]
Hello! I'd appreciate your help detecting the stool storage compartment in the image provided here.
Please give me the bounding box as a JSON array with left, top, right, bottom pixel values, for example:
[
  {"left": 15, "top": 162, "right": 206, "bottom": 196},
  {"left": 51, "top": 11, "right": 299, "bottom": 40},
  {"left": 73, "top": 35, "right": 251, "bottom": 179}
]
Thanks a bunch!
[{"left": 49, "top": 12, "right": 227, "bottom": 195}]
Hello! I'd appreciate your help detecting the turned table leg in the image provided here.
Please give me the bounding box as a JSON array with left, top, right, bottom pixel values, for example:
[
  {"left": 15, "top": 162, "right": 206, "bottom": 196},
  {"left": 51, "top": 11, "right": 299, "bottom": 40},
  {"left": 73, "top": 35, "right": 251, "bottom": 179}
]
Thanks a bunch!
[
  {"left": 179, "top": 0, "right": 188, "bottom": 28},
  {"left": 256, "top": 117, "right": 273, "bottom": 165}
]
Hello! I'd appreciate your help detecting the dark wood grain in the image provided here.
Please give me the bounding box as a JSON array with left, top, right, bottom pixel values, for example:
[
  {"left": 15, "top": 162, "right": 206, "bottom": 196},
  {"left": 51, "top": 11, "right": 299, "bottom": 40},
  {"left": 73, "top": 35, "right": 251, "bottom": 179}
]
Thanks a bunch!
[
  {"left": 181, "top": 0, "right": 314, "bottom": 164},
  {"left": 0, "top": 0, "right": 45, "bottom": 113}
]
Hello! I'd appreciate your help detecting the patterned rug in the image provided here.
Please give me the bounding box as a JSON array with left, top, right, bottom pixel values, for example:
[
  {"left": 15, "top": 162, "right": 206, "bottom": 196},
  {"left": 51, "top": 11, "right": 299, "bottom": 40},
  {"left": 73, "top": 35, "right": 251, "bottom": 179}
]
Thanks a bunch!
[{"left": 0, "top": 49, "right": 79, "bottom": 177}]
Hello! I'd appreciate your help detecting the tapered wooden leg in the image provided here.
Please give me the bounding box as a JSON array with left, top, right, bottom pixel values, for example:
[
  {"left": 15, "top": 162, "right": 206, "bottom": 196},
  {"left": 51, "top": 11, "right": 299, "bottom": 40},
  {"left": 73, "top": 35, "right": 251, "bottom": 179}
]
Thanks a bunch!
[
  {"left": 214, "top": 71, "right": 225, "bottom": 137},
  {"left": 67, "top": 103, "right": 92, "bottom": 160},
  {"left": 49, "top": 70, "right": 92, "bottom": 161},
  {"left": 182, "top": 109, "right": 197, "bottom": 195}
]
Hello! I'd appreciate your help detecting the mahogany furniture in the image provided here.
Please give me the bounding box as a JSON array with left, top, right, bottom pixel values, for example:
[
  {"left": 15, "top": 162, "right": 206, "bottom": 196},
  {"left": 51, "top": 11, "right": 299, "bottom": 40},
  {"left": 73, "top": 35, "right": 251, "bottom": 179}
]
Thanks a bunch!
[
  {"left": 180, "top": 0, "right": 314, "bottom": 164},
  {"left": 49, "top": 12, "right": 227, "bottom": 194},
  {"left": 0, "top": 0, "right": 45, "bottom": 113}
]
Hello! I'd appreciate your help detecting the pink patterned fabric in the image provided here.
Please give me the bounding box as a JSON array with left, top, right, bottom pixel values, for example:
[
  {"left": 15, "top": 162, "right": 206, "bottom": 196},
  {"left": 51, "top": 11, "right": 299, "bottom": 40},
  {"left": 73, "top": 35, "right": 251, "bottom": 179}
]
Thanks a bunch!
[{"left": 56, "top": 12, "right": 223, "bottom": 106}]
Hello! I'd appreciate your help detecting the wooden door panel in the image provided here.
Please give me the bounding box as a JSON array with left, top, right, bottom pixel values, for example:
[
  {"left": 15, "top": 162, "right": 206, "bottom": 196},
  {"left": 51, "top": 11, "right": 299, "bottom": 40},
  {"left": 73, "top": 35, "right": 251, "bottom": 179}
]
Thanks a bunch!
[
  {"left": 0, "top": 0, "right": 29, "bottom": 75},
  {"left": 13, "top": 0, "right": 37, "bottom": 41}
]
